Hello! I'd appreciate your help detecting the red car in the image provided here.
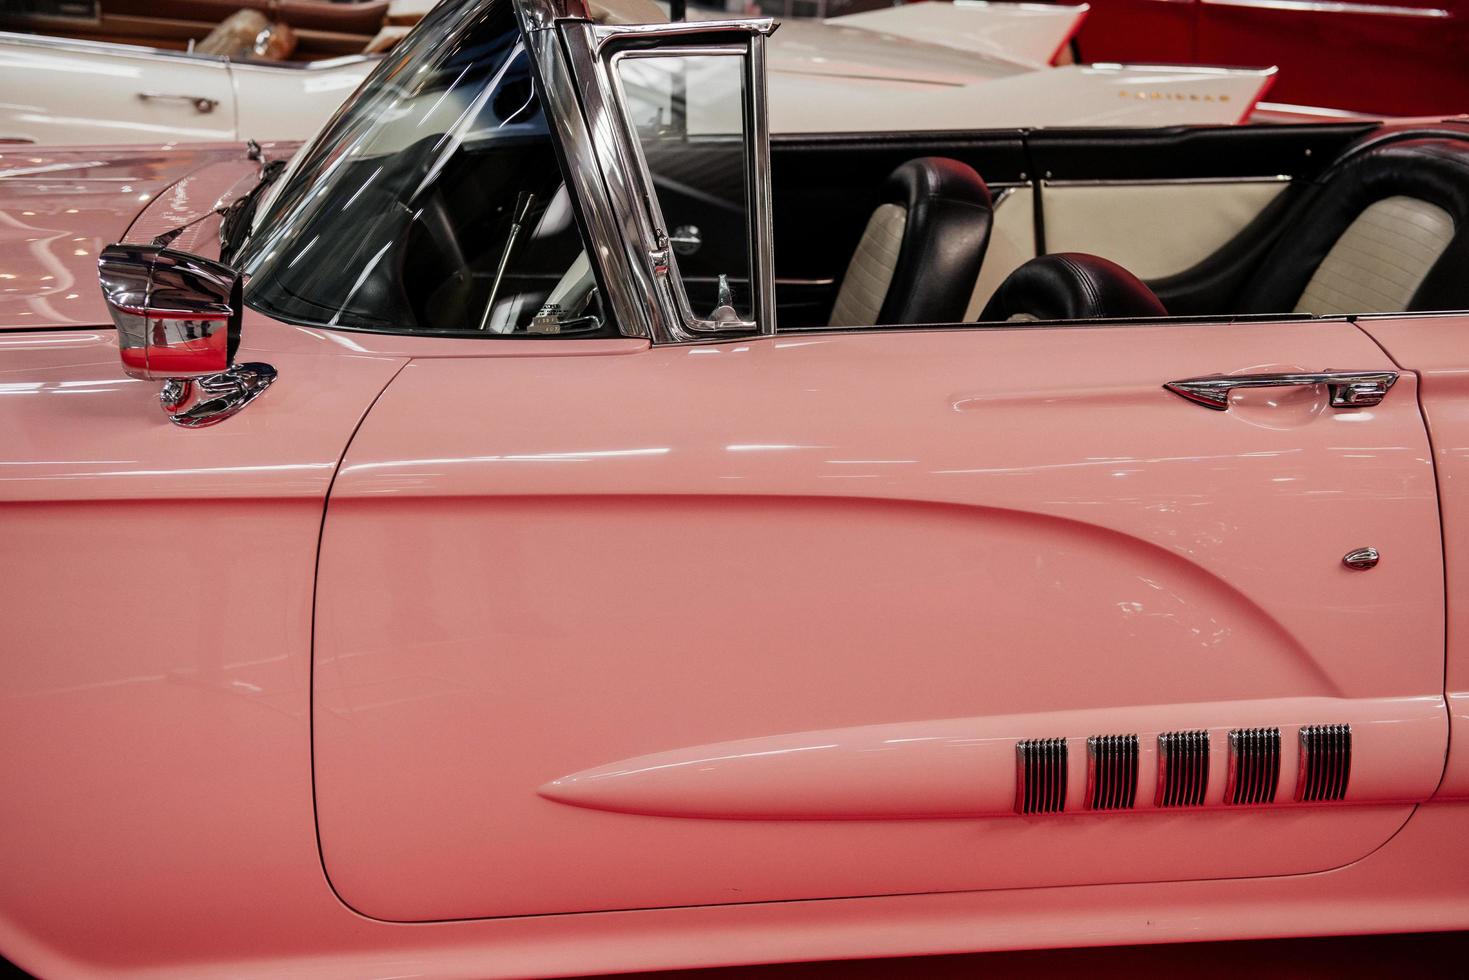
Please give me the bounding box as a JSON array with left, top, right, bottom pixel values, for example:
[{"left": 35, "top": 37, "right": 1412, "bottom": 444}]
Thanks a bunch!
[{"left": 1068, "top": 0, "right": 1469, "bottom": 116}]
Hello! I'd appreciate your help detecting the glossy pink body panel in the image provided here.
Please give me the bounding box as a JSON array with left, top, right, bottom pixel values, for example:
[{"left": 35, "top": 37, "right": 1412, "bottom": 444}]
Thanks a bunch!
[
  {"left": 2, "top": 299, "right": 1468, "bottom": 974},
  {"left": 0, "top": 144, "right": 259, "bottom": 330},
  {"left": 0, "top": 30, "right": 1466, "bottom": 970},
  {"left": 313, "top": 319, "right": 1445, "bottom": 921},
  {"left": 1356, "top": 315, "right": 1469, "bottom": 800}
]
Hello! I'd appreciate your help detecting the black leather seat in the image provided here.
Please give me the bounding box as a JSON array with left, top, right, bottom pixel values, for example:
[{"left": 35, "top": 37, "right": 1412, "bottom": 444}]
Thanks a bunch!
[
  {"left": 828, "top": 157, "right": 993, "bottom": 327},
  {"left": 1236, "top": 137, "right": 1469, "bottom": 315},
  {"left": 979, "top": 252, "right": 1168, "bottom": 322}
]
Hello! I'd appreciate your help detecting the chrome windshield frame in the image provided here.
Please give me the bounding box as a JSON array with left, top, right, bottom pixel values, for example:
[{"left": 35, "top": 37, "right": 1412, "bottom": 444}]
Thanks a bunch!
[{"left": 516, "top": 0, "right": 777, "bottom": 344}]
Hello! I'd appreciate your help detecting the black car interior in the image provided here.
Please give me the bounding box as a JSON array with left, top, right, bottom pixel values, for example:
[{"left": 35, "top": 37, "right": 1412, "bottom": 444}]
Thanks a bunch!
[
  {"left": 979, "top": 253, "right": 1169, "bottom": 323},
  {"left": 826, "top": 156, "right": 994, "bottom": 328},
  {"left": 766, "top": 121, "right": 1469, "bottom": 330}
]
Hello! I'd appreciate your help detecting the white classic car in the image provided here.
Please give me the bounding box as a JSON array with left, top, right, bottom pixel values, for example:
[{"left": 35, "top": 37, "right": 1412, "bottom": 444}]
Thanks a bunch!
[{"left": 0, "top": 0, "right": 1278, "bottom": 144}]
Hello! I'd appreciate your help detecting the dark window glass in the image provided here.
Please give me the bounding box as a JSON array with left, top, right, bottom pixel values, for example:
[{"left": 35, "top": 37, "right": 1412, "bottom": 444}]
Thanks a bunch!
[{"left": 239, "top": 0, "right": 605, "bottom": 336}]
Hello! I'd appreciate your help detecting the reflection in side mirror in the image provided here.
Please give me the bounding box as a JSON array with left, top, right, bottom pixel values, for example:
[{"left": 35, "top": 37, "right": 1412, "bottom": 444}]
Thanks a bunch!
[
  {"left": 98, "top": 243, "right": 277, "bottom": 428},
  {"left": 98, "top": 243, "right": 241, "bottom": 381}
]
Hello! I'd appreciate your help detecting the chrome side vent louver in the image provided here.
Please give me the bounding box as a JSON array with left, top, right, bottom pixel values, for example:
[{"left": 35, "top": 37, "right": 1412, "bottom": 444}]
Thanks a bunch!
[
  {"left": 1226, "top": 727, "right": 1281, "bottom": 805},
  {"left": 1015, "top": 737, "right": 1068, "bottom": 814},
  {"left": 1086, "top": 734, "right": 1138, "bottom": 810},
  {"left": 1155, "top": 729, "right": 1210, "bottom": 807},
  {"left": 1297, "top": 724, "right": 1352, "bottom": 802}
]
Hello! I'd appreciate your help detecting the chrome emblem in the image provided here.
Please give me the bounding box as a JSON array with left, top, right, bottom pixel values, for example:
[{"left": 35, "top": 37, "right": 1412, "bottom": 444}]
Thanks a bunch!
[{"left": 1118, "top": 91, "right": 1230, "bottom": 102}]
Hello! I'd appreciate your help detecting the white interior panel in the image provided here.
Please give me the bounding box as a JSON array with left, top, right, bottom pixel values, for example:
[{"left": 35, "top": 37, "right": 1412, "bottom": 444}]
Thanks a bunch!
[
  {"left": 1040, "top": 180, "right": 1288, "bottom": 281},
  {"left": 966, "top": 186, "right": 1036, "bottom": 319}
]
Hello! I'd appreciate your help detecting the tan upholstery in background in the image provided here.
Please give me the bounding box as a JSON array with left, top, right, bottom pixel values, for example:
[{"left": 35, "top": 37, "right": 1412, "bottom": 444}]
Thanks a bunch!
[
  {"left": 1041, "top": 180, "right": 1287, "bottom": 281},
  {"left": 829, "top": 203, "right": 907, "bottom": 327},
  {"left": 1294, "top": 196, "right": 1455, "bottom": 315},
  {"left": 195, "top": 9, "right": 297, "bottom": 59},
  {"left": 965, "top": 187, "right": 1035, "bottom": 320},
  {"left": 104, "top": 1, "right": 390, "bottom": 34}
]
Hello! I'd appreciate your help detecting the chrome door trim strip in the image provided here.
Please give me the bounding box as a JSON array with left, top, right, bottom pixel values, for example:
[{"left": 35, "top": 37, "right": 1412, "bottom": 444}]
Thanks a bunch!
[
  {"left": 1355, "top": 309, "right": 1469, "bottom": 320},
  {"left": 1199, "top": 0, "right": 1450, "bottom": 18},
  {"left": 222, "top": 54, "right": 381, "bottom": 73},
  {"left": 0, "top": 30, "right": 227, "bottom": 62}
]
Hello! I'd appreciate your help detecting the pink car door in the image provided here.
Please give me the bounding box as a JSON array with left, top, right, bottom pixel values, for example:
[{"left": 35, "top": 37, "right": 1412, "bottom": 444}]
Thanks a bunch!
[
  {"left": 313, "top": 317, "right": 1446, "bottom": 922},
  {"left": 309, "top": 12, "right": 1446, "bottom": 924}
]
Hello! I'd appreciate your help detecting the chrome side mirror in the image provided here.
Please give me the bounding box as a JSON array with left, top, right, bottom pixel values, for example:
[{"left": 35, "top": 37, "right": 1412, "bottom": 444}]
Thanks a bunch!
[{"left": 98, "top": 243, "right": 276, "bottom": 427}]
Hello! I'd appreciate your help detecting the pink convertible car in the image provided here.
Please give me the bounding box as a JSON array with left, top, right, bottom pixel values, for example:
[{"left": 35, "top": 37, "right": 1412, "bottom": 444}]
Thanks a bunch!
[{"left": 4, "top": 0, "right": 1469, "bottom": 975}]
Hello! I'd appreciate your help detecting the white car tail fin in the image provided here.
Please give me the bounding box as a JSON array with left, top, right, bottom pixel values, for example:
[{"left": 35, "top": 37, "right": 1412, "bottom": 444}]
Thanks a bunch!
[{"left": 830, "top": 1, "right": 1090, "bottom": 69}]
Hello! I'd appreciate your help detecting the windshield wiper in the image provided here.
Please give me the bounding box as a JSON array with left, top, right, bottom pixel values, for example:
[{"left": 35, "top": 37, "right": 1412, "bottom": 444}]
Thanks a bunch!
[
  {"left": 219, "top": 143, "right": 288, "bottom": 265},
  {"left": 142, "top": 141, "right": 286, "bottom": 262}
]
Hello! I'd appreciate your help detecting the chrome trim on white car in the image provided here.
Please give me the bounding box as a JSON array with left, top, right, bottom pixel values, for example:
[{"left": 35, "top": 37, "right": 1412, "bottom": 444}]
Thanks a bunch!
[{"left": 0, "top": 30, "right": 379, "bottom": 69}]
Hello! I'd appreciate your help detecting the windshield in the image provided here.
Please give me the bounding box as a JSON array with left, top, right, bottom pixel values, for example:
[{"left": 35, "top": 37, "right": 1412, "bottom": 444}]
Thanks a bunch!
[{"left": 239, "top": 0, "right": 601, "bottom": 336}]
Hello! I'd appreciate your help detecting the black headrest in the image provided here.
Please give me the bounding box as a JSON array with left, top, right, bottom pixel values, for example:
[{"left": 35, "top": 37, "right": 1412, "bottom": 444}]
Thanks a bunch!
[
  {"left": 979, "top": 252, "right": 1168, "bottom": 322},
  {"left": 873, "top": 157, "right": 993, "bottom": 325},
  {"left": 1237, "top": 137, "right": 1469, "bottom": 314}
]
